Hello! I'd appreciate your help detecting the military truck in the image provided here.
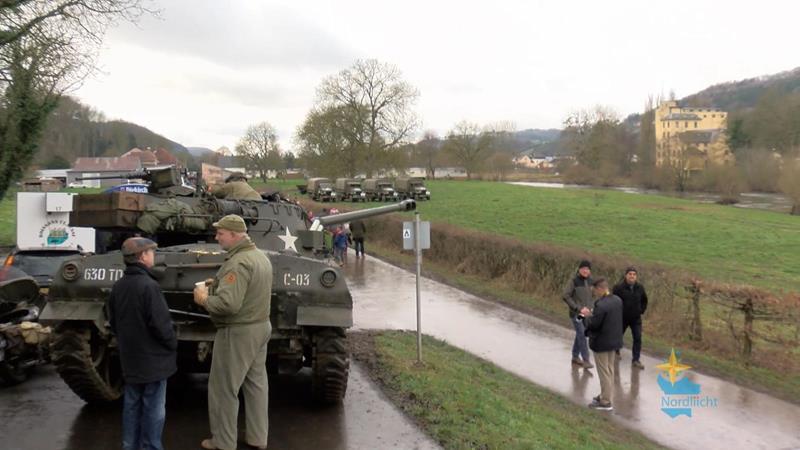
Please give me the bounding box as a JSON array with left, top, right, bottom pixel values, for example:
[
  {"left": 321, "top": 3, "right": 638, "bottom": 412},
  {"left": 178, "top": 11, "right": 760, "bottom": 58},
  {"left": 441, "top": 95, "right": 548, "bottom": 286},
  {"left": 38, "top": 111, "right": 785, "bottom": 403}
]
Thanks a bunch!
[
  {"left": 38, "top": 167, "right": 416, "bottom": 404},
  {"left": 362, "top": 178, "right": 399, "bottom": 202},
  {"left": 395, "top": 177, "right": 431, "bottom": 201},
  {"left": 334, "top": 178, "right": 366, "bottom": 202},
  {"left": 307, "top": 178, "right": 337, "bottom": 202}
]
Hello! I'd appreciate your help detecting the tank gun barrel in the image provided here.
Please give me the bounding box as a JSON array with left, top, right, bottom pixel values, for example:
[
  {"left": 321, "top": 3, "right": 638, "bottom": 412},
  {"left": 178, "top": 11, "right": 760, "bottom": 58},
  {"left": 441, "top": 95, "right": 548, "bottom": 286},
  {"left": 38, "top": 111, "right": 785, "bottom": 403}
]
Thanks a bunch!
[
  {"left": 76, "top": 171, "right": 149, "bottom": 181},
  {"left": 311, "top": 200, "right": 416, "bottom": 230}
]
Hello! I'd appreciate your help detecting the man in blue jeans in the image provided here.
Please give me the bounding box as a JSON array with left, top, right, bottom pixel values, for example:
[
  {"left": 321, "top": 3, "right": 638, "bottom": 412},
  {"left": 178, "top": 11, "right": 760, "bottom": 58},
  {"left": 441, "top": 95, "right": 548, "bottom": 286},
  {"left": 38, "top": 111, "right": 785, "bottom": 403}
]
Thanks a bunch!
[
  {"left": 562, "top": 260, "right": 594, "bottom": 369},
  {"left": 108, "top": 238, "right": 177, "bottom": 450}
]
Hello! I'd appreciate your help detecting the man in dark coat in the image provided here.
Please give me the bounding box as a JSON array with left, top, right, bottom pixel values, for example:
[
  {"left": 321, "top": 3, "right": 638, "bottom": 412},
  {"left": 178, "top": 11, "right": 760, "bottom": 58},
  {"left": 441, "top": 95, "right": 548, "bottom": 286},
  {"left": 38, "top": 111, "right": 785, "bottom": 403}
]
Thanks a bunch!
[
  {"left": 108, "top": 237, "right": 177, "bottom": 450},
  {"left": 581, "top": 277, "right": 623, "bottom": 411},
  {"left": 612, "top": 266, "right": 649, "bottom": 369},
  {"left": 350, "top": 219, "right": 367, "bottom": 258}
]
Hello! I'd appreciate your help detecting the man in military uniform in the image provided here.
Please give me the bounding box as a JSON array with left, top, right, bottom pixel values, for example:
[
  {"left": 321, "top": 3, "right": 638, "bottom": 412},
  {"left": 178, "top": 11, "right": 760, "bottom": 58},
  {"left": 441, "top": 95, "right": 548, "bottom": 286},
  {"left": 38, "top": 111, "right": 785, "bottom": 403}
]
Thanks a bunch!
[
  {"left": 193, "top": 215, "right": 272, "bottom": 450},
  {"left": 210, "top": 173, "right": 262, "bottom": 200}
]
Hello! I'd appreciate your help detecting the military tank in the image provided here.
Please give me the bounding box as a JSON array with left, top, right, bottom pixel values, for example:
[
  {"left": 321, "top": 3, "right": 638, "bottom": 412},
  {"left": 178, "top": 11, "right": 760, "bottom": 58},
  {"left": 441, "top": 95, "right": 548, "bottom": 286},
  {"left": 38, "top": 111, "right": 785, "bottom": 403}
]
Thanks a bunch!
[{"left": 39, "top": 167, "right": 416, "bottom": 404}]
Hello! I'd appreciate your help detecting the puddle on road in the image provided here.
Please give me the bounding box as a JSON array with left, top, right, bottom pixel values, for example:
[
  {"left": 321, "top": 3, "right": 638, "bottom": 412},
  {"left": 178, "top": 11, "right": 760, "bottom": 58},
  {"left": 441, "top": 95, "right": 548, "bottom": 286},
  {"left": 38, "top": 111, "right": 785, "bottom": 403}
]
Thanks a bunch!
[{"left": 345, "top": 255, "right": 800, "bottom": 450}]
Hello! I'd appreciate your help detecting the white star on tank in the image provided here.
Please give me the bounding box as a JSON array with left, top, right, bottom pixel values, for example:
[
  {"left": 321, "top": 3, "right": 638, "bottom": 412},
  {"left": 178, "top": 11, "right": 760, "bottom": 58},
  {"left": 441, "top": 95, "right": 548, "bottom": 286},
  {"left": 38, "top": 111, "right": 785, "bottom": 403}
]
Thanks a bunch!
[{"left": 278, "top": 227, "right": 298, "bottom": 252}]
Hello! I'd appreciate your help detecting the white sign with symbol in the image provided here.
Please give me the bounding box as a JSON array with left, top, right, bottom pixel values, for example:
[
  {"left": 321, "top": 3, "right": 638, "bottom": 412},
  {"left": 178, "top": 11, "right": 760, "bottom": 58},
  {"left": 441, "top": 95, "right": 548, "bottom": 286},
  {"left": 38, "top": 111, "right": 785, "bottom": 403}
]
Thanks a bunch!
[{"left": 403, "top": 221, "right": 430, "bottom": 250}]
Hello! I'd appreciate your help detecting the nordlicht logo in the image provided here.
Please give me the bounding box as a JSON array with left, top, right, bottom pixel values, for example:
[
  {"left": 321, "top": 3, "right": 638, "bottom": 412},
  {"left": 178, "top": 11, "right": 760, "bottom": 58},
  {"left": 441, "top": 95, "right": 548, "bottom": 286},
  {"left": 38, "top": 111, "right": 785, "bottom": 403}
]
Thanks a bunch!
[{"left": 656, "top": 348, "right": 718, "bottom": 418}]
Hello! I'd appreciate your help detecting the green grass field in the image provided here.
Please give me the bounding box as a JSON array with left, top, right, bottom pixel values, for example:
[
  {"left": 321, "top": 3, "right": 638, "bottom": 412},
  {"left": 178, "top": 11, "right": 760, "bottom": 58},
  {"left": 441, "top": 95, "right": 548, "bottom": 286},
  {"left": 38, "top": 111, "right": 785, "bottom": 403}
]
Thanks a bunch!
[
  {"left": 363, "top": 331, "right": 664, "bottom": 450},
  {"left": 327, "top": 180, "right": 800, "bottom": 290}
]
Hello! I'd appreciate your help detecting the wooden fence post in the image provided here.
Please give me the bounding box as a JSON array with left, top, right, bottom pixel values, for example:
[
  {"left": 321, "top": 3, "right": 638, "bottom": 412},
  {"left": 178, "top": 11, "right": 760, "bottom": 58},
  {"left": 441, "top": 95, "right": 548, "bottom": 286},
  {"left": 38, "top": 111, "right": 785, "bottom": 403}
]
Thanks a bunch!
[{"left": 689, "top": 280, "right": 704, "bottom": 342}]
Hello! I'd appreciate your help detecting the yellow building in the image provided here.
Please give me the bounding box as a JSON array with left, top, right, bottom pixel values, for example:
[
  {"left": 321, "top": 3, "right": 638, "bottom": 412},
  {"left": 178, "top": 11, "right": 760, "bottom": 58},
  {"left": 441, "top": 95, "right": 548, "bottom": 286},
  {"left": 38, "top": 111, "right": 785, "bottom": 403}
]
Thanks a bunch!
[{"left": 654, "top": 101, "right": 733, "bottom": 170}]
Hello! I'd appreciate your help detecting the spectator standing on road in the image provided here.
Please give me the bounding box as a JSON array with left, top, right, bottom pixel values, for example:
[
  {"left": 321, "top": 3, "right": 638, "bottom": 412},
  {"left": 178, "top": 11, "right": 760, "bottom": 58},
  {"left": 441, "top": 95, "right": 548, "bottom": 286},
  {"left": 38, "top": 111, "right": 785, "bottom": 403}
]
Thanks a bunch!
[
  {"left": 612, "top": 267, "right": 648, "bottom": 369},
  {"left": 193, "top": 215, "right": 273, "bottom": 450},
  {"left": 350, "top": 219, "right": 367, "bottom": 258},
  {"left": 108, "top": 237, "right": 177, "bottom": 450},
  {"left": 581, "top": 277, "right": 624, "bottom": 411},
  {"left": 333, "top": 225, "right": 349, "bottom": 266},
  {"left": 562, "top": 260, "right": 594, "bottom": 369}
]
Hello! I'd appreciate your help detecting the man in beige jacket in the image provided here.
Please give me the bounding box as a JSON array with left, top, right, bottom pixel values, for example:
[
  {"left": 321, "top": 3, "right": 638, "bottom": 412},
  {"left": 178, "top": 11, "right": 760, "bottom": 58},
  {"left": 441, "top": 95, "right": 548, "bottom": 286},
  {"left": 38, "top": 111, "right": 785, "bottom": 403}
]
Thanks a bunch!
[{"left": 194, "top": 215, "right": 272, "bottom": 450}]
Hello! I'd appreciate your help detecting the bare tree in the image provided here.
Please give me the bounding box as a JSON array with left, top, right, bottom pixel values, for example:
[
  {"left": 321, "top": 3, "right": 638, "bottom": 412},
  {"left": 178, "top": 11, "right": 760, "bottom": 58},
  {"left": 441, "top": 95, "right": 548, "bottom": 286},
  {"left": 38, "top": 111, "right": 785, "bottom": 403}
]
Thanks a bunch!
[
  {"left": 235, "top": 122, "right": 284, "bottom": 182},
  {"left": 442, "top": 121, "right": 493, "bottom": 179},
  {"left": 295, "top": 105, "right": 362, "bottom": 178},
  {"left": 316, "top": 59, "right": 419, "bottom": 177},
  {"left": 415, "top": 130, "right": 441, "bottom": 179},
  {"left": 0, "top": 0, "right": 154, "bottom": 199}
]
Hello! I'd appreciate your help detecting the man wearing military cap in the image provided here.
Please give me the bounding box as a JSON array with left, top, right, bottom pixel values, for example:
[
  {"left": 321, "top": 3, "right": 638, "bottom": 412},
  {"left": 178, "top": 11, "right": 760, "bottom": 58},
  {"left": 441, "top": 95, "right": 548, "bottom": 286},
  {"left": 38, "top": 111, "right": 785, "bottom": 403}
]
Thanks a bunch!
[
  {"left": 193, "top": 215, "right": 273, "bottom": 450},
  {"left": 108, "top": 237, "right": 177, "bottom": 450},
  {"left": 210, "top": 172, "right": 262, "bottom": 200}
]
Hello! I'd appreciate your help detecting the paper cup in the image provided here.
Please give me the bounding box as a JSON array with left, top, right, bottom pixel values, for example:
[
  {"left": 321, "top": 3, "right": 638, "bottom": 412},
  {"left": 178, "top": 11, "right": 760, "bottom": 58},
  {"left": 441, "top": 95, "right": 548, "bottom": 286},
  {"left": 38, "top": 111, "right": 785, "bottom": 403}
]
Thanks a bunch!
[{"left": 195, "top": 281, "right": 206, "bottom": 289}]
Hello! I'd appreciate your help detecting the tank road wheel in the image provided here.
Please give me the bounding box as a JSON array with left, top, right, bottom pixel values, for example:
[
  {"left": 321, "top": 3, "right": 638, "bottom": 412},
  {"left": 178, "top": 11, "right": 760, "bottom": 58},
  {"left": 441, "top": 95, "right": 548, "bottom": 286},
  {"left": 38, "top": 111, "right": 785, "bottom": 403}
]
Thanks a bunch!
[
  {"left": 0, "top": 361, "right": 30, "bottom": 385},
  {"left": 311, "top": 327, "right": 349, "bottom": 404},
  {"left": 51, "top": 324, "right": 122, "bottom": 403}
]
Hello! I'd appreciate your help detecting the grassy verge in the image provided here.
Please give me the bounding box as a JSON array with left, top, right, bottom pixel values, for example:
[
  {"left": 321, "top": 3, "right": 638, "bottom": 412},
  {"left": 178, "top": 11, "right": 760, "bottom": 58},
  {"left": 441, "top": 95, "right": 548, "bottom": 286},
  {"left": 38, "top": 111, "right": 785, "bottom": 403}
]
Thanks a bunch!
[
  {"left": 351, "top": 330, "right": 666, "bottom": 450},
  {"left": 365, "top": 240, "right": 800, "bottom": 403}
]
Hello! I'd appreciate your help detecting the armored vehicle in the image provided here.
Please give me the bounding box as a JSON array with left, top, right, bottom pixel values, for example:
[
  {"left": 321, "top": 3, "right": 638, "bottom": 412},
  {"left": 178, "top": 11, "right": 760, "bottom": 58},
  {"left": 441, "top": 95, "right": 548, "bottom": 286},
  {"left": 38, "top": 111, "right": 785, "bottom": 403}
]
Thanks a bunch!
[
  {"left": 334, "top": 178, "right": 366, "bottom": 202},
  {"left": 39, "top": 167, "right": 416, "bottom": 404},
  {"left": 307, "top": 178, "right": 337, "bottom": 202},
  {"left": 362, "top": 178, "right": 399, "bottom": 202},
  {"left": 0, "top": 267, "right": 51, "bottom": 385},
  {"left": 395, "top": 177, "right": 431, "bottom": 201}
]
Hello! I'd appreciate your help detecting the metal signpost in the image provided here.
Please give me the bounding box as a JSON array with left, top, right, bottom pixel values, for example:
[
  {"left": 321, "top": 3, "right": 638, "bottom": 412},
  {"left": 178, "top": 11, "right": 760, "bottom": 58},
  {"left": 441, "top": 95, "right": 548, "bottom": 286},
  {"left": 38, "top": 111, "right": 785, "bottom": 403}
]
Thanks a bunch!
[{"left": 403, "top": 213, "right": 430, "bottom": 363}]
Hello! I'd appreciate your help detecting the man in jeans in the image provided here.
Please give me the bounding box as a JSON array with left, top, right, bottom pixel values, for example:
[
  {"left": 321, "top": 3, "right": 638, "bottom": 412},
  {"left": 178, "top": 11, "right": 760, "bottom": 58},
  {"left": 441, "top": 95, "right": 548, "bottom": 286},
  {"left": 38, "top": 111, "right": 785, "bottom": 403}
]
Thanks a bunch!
[
  {"left": 612, "top": 266, "right": 649, "bottom": 369},
  {"left": 562, "top": 260, "right": 594, "bottom": 368},
  {"left": 108, "top": 237, "right": 177, "bottom": 450},
  {"left": 581, "top": 277, "right": 624, "bottom": 411}
]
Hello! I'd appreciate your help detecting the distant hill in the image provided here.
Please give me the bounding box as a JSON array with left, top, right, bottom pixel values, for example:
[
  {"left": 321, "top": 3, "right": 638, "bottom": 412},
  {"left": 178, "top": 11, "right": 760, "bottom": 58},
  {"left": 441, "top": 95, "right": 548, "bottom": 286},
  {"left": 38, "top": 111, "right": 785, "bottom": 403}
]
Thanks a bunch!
[
  {"left": 681, "top": 66, "right": 800, "bottom": 111},
  {"left": 513, "top": 128, "right": 561, "bottom": 144},
  {"left": 35, "top": 96, "right": 193, "bottom": 169},
  {"left": 187, "top": 147, "right": 215, "bottom": 157}
]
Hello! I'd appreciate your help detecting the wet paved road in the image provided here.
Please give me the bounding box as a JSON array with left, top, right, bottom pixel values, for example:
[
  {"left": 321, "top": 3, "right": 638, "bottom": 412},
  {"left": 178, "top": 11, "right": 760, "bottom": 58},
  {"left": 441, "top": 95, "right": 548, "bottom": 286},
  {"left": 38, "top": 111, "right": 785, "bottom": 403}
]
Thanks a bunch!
[
  {"left": 0, "top": 363, "right": 439, "bottom": 450},
  {"left": 346, "top": 255, "right": 800, "bottom": 450}
]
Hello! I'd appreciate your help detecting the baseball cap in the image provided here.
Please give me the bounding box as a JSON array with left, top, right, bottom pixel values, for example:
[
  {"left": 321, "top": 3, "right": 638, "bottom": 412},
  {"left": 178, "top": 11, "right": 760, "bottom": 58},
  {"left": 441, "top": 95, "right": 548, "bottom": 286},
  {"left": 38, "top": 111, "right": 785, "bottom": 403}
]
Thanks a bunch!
[{"left": 212, "top": 214, "right": 247, "bottom": 233}]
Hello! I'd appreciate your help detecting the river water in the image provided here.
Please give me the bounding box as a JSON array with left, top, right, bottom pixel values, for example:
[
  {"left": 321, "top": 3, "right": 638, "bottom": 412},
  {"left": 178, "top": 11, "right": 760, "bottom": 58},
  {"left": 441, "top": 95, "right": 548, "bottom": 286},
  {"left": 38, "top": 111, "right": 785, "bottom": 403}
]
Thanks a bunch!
[{"left": 508, "top": 181, "right": 794, "bottom": 213}]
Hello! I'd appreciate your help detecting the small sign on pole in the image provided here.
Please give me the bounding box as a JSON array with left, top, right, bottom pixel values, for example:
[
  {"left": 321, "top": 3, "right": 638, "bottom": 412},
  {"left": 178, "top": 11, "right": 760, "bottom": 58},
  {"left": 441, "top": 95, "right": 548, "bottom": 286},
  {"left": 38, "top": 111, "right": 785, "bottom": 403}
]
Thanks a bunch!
[{"left": 403, "top": 214, "right": 430, "bottom": 363}]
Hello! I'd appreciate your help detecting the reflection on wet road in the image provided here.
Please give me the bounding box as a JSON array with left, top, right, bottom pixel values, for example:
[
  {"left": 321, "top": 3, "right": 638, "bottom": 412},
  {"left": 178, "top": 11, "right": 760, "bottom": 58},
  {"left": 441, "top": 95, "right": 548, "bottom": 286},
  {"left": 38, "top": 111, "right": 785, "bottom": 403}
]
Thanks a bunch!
[
  {"left": 0, "top": 364, "right": 439, "bottom": 450},
  {"left": 346, "top": 255, "right": 800, "bottom": 450}
]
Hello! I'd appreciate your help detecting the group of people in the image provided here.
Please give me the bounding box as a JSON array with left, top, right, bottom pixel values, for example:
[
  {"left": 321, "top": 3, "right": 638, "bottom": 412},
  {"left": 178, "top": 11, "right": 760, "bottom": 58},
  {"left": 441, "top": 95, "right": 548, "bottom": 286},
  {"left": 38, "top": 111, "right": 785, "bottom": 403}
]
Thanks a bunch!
[
  {"left": 562, "top": 260, "right": 649, "bottom": 411},
  {"left": 330, "top": 218, "right": 367, "bottom": 266},
  {"left": 108, "top": 214, "right": 272, "bottom": 450}
]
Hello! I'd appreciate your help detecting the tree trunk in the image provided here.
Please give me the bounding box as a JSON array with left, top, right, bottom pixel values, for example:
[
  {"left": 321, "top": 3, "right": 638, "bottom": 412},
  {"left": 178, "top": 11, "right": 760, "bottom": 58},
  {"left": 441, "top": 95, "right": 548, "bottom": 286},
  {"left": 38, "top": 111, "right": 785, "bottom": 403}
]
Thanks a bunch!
[{"left": 791, "top": 203, "right": 800, "bottom": 216}]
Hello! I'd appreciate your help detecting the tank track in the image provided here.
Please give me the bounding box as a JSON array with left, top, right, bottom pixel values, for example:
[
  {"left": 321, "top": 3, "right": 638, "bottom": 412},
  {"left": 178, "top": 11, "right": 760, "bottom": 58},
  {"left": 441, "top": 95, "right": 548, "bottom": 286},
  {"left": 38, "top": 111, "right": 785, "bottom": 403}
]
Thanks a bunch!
[
  {"left": 311, "top": 327, "right": 349, "bottom": 404},
  {"left": 51, "top": 325, "right": 121, "bottom": 403}
]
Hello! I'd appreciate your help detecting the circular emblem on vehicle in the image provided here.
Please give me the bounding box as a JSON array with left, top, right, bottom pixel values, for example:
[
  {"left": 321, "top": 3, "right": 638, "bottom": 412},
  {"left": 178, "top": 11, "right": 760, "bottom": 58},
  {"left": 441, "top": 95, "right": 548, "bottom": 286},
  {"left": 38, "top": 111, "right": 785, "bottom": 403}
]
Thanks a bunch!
[{"left": 38, "top": 220, "right": 76, "bottom": 246}]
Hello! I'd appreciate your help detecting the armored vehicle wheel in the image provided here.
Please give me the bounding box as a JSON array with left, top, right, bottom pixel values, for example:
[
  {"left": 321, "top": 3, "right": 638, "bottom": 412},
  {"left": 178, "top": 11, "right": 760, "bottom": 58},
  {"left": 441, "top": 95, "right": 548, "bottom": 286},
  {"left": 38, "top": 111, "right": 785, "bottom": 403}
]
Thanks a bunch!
[
  {"left": 311, "top": 327, "right": 349, "bottom": 404},
  {"left": 0, "top": 361, "right": 30, "bottom": 385},
  {"left": 51, "top": 324, "right": 122, "bottom": 403}
]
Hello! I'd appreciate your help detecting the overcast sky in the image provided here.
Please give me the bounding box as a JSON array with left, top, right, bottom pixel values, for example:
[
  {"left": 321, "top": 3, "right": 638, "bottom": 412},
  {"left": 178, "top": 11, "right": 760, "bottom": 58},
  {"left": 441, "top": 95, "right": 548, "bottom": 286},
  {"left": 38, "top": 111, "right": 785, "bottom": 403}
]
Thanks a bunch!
[{"left": 74, "top": 0, "right": 800, "bottom": 152}]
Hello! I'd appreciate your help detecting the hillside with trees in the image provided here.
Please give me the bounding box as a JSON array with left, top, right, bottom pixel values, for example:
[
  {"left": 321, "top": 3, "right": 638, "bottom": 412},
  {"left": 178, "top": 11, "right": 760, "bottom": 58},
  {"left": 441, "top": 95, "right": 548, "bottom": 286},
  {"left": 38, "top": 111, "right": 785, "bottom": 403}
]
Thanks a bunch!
[{"left": 34, "top": 96, "right": 192, "bottom": 169}]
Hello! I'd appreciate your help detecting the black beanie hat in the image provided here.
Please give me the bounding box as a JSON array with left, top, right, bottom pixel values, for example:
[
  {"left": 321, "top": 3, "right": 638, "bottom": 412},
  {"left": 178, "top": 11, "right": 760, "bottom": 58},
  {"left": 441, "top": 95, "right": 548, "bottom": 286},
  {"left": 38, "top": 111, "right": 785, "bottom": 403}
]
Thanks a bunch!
[
  {"left": 579, "top": 260, "right": 591, "bottom": 269},
  {"left": 625, "top": 266, "right": 638, "bottom": 274}
]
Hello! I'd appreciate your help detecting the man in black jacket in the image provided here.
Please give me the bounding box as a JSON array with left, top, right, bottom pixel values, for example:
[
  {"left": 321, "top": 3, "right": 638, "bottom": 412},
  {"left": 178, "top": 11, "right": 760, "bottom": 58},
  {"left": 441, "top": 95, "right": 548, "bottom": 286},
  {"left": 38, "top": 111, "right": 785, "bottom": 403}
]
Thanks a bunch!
[
  {"left": 581, "top": 277, "right": 623, "bottom": 411},
  {"left": 562, "top": 260, "right": 594, "bottom": 368},
  {"left": 108, "top": 237, "right": 177, "bottom": 450},
  {"left": 612, "top": 267, "right": 648, "bottom": 369}
]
